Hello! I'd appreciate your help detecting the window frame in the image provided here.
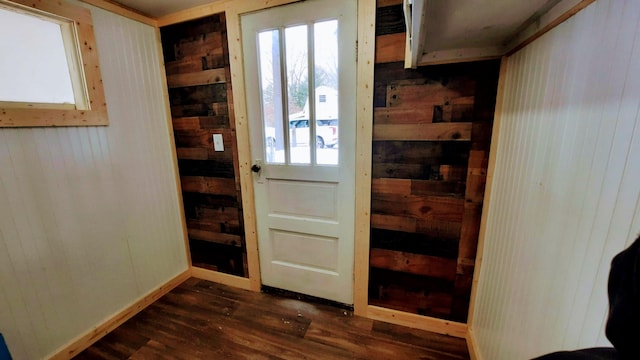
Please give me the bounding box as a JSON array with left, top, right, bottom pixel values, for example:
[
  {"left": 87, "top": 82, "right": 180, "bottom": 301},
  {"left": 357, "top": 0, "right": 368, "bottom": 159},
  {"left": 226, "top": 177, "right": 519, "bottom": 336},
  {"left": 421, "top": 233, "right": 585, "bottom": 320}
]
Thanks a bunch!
[{"left": 0, "top": 0, "right": 108, "bottom": 127}]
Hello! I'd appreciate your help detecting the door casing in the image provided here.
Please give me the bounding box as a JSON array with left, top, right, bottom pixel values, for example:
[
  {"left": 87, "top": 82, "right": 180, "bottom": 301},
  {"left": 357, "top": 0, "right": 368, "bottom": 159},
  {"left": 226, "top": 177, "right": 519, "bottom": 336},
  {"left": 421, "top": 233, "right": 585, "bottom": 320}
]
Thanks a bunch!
[
  {"left": 241, "top": 0, "right": 357, "bottom": 304},
  {"left": 223, "top": 0, "right": 376, "bottom": 314}
]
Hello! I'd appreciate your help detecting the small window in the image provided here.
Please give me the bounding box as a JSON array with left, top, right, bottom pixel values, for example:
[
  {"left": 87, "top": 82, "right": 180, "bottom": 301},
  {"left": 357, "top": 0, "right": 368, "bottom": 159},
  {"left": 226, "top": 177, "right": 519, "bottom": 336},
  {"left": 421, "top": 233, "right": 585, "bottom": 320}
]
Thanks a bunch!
[
  {"left": 319, "top": 94, "right": 326, "bottom": 103},
  {"left": 0, "top": 0, "right": 108, "bottom": 127}
]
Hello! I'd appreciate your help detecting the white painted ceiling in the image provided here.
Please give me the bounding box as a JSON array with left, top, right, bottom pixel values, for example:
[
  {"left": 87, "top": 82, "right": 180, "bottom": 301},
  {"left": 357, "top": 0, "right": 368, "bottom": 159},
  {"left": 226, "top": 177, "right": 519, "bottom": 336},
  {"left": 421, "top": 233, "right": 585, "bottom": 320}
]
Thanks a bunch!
[
  {"left": 422, "top": 0, "right": 557, "bottom": 52},
  {"left": 115, "top": 0, "right": 219, "bottom": 17}
]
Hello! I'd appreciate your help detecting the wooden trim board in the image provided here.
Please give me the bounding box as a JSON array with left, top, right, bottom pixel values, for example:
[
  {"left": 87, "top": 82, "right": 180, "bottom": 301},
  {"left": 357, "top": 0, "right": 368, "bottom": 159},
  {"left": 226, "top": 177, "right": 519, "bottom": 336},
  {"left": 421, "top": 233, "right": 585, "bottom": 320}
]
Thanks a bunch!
[
  {"left": 191, "top": 267, "right": 252, "bottom": 290},
  {"left": 466, "top": 328, "right": 483, "bottom": 360},
  {"left": 367, "top": 305, "right": 468, "bottom": 339},
  {"left": 226, "top": 2, "right": 271, "bottom": 293},
  {"left": 353, "top": 0, "right": 376, "bottom": 316},
  {"left": 47, "top": 269, "right": 192, "bottom": 360},
  {"left": 0, "top": 0, "right": 109, "bottom": 127}
]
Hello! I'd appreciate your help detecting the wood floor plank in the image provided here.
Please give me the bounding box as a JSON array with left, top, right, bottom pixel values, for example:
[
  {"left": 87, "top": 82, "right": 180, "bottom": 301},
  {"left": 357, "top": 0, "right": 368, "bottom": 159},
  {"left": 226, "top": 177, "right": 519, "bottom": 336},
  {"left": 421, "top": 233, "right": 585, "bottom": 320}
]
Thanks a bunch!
[
  {"left": 371, "top": 320, "right": 470, "bottom": 359},
  {"left": 305, "top": 321, "right": 462, "bottom": 360},
  {"left": 232, "top": 302, "right": 312, "bottom": 338},
  {"left": 75, "top": 278, "right": 470, "bottom": 359},
  {"left": 211, "top": 315, "right": 352, "bottom": 360}
]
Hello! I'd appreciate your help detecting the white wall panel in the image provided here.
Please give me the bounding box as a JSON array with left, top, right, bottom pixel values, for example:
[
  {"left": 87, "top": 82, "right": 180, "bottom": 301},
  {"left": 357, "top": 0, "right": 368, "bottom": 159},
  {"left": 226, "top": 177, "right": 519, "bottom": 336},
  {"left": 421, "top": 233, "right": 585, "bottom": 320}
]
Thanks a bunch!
[
  {"left": 0, "top": 5, "right": 187, "bottom": 359},
  {"left": 472, "top": 1, "right": 640, "bottom": 358}
]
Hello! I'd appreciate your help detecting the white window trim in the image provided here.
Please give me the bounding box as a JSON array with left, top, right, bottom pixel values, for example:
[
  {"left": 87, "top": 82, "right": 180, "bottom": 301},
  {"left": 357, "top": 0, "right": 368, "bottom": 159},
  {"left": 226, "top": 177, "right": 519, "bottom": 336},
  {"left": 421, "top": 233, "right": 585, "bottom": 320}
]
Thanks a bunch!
[{"left": 0, "top": 0, "right": 108, "bottom": 127}]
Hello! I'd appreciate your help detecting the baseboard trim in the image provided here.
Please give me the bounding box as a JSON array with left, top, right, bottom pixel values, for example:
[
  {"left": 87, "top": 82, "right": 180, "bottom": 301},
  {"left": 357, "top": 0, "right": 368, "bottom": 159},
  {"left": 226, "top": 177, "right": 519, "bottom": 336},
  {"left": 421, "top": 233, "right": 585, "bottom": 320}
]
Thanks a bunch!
[
  {"left": 367, "top": 305, "right": 468, "bottom": 338},
  {"left": 47, "top": 269, "right": 191, "bottom": 359},
  {"left": 467, "top": 328, "right": 483, "bottom": 360},
  {"left": 191, "top": 267, "right": 252, "bottom": 290}
]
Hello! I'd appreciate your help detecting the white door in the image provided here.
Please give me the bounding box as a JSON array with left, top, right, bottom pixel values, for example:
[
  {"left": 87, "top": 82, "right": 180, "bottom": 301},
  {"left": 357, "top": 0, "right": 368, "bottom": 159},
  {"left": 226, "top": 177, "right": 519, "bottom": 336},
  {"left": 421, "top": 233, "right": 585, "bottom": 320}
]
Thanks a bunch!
[{"left": 242, "top": 0, "right": 357, "bottom": 304}]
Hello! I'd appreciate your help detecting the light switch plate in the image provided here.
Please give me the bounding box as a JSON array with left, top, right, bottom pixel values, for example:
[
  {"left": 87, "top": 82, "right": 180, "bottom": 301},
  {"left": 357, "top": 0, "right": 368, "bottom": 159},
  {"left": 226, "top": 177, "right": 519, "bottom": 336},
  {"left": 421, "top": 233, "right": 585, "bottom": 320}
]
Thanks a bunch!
[{"left": 213, "top": 134, "right": 224, "bottom": 151}]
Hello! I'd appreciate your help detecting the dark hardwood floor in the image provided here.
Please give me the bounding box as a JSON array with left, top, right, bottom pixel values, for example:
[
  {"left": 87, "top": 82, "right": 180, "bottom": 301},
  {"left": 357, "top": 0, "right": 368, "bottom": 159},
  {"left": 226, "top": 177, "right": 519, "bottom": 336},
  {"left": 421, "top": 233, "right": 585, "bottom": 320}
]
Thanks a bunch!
[{"left": 75, "top": 278, "right": 470, "bottom": 359}]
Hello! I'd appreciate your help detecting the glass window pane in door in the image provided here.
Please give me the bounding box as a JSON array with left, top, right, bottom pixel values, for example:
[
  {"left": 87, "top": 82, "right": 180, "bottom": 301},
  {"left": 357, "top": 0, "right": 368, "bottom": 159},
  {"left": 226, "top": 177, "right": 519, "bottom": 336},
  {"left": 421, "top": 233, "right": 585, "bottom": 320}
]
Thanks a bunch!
[
  {"left": 285, "top": 25, "right": 310, "bottom": 164},
  {"left": 314, "top": 20, "right": 339, "bottom": 165},
  {"left": 258, "top": 30, "right": 285, "bottom": 164}
]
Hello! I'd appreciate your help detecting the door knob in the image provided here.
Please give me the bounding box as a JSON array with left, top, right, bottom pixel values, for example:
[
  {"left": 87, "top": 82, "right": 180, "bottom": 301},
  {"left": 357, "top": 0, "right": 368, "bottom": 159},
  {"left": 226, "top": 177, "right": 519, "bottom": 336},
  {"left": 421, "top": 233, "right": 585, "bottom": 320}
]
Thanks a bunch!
[{"left": 251, "top": 164, "right": 261, "bottom": 173}]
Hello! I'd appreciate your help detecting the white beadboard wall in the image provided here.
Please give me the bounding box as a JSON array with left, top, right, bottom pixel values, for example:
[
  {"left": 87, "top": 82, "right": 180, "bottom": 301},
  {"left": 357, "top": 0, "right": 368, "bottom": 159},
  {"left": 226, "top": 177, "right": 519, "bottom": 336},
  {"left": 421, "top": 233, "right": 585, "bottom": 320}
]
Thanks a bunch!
[
  {"left": 0, "top": 4, "right": 188, "bottom": 359},
  {"left": 472, "top": 0, "right": 640, "bottom": 359}
]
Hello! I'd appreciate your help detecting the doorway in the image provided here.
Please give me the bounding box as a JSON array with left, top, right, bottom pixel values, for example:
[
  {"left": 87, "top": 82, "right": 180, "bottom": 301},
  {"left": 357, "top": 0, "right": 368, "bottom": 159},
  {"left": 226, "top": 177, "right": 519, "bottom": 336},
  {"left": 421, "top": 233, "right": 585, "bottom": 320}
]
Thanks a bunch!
[{"left": 241, "top": 0, "right": 357, "bottom": 304}]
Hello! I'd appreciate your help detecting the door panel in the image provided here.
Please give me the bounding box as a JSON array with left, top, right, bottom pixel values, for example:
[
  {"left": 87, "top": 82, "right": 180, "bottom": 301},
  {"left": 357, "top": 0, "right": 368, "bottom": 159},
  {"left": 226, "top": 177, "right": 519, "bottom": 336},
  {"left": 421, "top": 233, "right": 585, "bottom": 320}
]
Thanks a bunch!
[
  {"left": 271, "top": 230, "right": 339, "bottom": 270},
  {"left": 242, "top": 0, "right": 356, "bottom": 304},
  {"left": 268, "top": 180, "right": 338, "bottom": 220}
]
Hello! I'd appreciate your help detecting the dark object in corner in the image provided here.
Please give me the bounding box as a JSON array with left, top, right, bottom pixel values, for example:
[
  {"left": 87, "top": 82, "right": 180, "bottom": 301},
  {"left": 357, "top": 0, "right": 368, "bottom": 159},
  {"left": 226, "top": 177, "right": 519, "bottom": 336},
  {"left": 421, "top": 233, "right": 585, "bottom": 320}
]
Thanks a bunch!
[
  {"left": 0, "top": 333, "right": 11, "bottom": 360},
  {"left": 605, "top": 235, "right": 640, "bottom": 359},
  {"left": 533, "top": 235, "right": 640, "bottom": 360}
]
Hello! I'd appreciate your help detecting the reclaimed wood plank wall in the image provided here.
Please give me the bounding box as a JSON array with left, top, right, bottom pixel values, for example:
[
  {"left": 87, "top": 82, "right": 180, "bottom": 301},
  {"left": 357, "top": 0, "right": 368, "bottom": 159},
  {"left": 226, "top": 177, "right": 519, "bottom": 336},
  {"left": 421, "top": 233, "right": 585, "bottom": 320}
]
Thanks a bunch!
[
  {"left": 370, "top": 0, "right": 499, "bottom": 322},
  {"left": 160, "top": 14, "right": 247, "bottom": 277}
]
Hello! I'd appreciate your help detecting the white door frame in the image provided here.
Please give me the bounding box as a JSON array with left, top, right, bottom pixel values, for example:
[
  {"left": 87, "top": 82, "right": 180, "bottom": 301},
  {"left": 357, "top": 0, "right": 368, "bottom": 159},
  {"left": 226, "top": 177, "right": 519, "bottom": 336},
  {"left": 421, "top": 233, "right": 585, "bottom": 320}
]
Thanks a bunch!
[
  {"left": 241, "top": 0, "right": 358, "bottom": 304},
  {"left": 225, "top": 0, "right": 375, "bottom": 313}
]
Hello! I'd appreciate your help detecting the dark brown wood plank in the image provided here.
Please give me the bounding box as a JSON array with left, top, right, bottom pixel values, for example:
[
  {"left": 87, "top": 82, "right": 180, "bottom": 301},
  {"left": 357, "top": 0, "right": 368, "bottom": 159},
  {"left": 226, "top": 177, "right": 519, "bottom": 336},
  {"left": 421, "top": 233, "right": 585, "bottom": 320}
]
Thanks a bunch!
[
  {"left": 180, "top": 176, "right": 237, "bottom": 195},
  {"left": 459, "top": 202, "right": 483, "bottom": 260},
  {"left": 375, "top": 3, "right": 405, "bottom": 36},
  {"left": 371, "top": 193, "right": 465, "bottom": 222},
  {"left": 372, "top": 162, "right": 430, "bottom": 179},
  {"left": 369, "top": 287, "right": 453, "bottom": 319},
  {"left": 374, "top": 107, "right": 435, "bottom": 124},
  {"left": 372, "top": 141, "right": 470, "bottom": 165},
  {"left": 173, "top": 129, "right": 234, "bottom": 149},
  {"left": 370, "top": 228, "right": 460, "bottom": 258},
  {"left": 370, "top": 248, "right": 458, "bottom": 280},
  {"left": 386, "top": 80, "right": 476, "bottom": 108},
  {"left": 188, "top": 228, "right": 242, "bottom": 247},
  {"left": 165, "top": 55, "right": 226, "bottom": 75},
  {"left": 175, "top": 32, "right": 223, "bottom": 59},
  {"left": 368, "top": 268, "right": 456, "bottom": 318},
  {"left": 167, "top": 68, "right": 226, "bottom": 88},
  {"left": 373, "top": 123, "right": 473, "bottom": 141},
  {"left": 371, "top": 321, "right": 469, "bottom": 359},
  {"left": 162, "top": 14, "right": 246, "bottom": 275},
  {"left": 371, "top": 213, "right": 463, "bottom": 239}
]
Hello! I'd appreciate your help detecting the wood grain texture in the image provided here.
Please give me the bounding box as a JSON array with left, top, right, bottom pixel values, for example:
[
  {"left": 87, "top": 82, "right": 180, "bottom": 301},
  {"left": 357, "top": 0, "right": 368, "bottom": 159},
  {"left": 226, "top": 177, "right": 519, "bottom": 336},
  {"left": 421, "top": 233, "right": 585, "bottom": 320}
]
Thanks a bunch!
[
  {"left": 367, "top": 305, "right": 468, "bottom": 338},
  {"left": 369, "top": 34, "right": 500, "bottom": 321},
  {"left": 0, "top": 0, "right": 108, "bottom": 128},
  {"left": 370, "top": 248, "right": 457, "bottom": 280},
  {"left": 375, "top": 33, "right": 406, "bottom": 63},
  {"left": 161, "top": 14, "right": 247, "bottom": 277},
  {"left": 167, "top": 68, "right": 226, "bottom": 88},
  {"left": 74, "top": 278, "right": 470, "bottom": 359},
  {"left": 372, "top": 193, "right": 465, "bottom": 222},
  {"left": 373, "top": 123, "right": 473, "bottom": 141},
  {"left": 374, "top": 107, "right": 435, "bottom": 124},
  {"left": 353, "top": 0, "right": 378, "bottom": 315}
]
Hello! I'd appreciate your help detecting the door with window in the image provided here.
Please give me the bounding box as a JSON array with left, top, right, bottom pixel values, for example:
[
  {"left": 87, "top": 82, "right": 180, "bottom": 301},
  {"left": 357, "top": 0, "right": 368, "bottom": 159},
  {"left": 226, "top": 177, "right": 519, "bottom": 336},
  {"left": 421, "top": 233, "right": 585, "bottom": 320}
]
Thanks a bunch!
[{"left": 242, "top": 0, "right": 356, "bottom": 304}]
